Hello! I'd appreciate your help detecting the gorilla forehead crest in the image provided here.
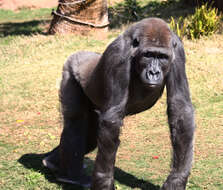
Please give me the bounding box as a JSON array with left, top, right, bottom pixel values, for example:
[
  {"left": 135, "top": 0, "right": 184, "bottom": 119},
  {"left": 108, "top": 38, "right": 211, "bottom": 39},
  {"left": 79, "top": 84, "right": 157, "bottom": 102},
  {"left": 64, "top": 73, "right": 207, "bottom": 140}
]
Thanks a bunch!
[{"left": 141, "top": 18, "right": 171, "bottom": 47}]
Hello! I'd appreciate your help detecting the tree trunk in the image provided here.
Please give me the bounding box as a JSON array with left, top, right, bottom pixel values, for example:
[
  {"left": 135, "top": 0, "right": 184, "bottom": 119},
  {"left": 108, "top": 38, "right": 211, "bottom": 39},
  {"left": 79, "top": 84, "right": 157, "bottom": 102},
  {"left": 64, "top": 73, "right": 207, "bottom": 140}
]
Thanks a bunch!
[{"left": 49, "top": 0, "right": 109, "bottom": 34}]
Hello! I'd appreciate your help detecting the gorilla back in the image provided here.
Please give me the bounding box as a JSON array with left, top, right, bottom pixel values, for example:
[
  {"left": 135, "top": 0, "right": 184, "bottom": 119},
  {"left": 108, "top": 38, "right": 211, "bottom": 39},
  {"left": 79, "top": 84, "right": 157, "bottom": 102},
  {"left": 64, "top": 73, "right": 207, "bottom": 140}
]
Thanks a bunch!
[{"left": 43, "top": 17, "right": 195, "bottom": 190}]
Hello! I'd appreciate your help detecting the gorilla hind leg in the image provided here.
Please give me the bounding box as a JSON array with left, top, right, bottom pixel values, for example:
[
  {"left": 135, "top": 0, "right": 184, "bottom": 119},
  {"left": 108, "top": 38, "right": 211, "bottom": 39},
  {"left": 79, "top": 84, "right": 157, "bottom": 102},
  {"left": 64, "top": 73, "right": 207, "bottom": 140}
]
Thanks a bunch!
[
  {"left": 42, "top": 107, "right": 98, "bottom": 177},
  {"left": 57, "top": 115, "right": 91, "bottom": 187},
  {"left": 43, "top": 69, "right": 91, "bottom": 187},
  {"left": 58, "top": 69, "right": 92, "bottom": 187},
  {"left": 85, "top": 108, "right": 98, "bottom": 155},
  {"left": 42, "top": 110, "right": 98, "bottom": 174}
]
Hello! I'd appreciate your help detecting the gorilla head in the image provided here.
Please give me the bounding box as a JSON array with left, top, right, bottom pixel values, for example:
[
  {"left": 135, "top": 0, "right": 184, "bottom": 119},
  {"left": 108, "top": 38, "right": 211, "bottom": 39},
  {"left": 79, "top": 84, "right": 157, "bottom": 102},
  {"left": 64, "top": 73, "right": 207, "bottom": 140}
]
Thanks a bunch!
[{"left": 129, "top": 18, "right": 174, "bottom": 87}]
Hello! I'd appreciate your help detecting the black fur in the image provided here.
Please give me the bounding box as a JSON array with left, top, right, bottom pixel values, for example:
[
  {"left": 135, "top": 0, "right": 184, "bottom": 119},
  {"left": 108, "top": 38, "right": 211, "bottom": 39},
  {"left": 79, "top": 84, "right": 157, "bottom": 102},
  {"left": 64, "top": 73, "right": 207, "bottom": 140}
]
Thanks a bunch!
[{"left": 43, "top": 18, "right": 195, "bottom": 190}]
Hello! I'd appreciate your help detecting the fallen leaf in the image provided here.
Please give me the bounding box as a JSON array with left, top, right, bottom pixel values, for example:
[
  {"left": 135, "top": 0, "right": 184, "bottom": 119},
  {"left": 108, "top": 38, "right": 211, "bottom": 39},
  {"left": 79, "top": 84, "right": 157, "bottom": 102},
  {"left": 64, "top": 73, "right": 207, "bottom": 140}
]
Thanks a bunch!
[{"left": 16, "top": 120, "right": 24, "bottom": 123}]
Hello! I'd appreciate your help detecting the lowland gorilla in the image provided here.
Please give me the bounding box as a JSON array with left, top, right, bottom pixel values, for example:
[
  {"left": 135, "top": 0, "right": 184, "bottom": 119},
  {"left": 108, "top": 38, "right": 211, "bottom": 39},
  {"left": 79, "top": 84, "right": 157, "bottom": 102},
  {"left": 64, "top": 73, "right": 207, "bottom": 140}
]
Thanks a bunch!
[{"left": 43, "top": 18, "right": 195, "bottom": 190}]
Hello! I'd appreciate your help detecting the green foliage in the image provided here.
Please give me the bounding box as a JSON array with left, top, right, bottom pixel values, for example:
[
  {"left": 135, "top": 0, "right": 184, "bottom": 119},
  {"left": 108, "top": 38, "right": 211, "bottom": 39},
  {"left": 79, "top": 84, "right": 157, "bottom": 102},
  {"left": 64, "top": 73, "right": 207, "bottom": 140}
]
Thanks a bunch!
[
  {"left": 169, "top": 16, "right": 187, "bottom": 39},
  {"left": 123, "top": 0, "right": 141, "bottom": 21},
  {"left": 109, "top": 0, "right": 142, "bottom": 28},
  {"left": 187, "top": 3, "right": 220, "bottom": 39},
  {"left": 169, "top": 3, "right": 220, "bottom": 39}
]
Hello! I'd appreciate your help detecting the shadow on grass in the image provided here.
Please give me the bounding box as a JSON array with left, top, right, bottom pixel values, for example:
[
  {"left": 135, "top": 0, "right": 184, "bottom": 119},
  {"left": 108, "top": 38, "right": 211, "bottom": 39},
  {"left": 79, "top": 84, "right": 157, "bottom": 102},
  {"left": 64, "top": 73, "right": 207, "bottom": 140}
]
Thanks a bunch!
[
  {"left": 18, "top": 153, "right": 160, "bottom": 190},
  {"left": 109, "top": 0, "right": 195, "bottom": 28},
  {"left": 0, "top": 19, "right": 50, "bottom": 37}
]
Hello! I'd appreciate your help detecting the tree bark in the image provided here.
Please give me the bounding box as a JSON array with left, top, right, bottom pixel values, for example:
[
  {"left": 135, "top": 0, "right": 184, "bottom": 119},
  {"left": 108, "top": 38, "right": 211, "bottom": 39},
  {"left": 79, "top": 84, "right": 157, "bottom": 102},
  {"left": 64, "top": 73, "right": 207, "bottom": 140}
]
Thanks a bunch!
[{"left": 49, "top": 0, "right": 109, "bottom": 34}]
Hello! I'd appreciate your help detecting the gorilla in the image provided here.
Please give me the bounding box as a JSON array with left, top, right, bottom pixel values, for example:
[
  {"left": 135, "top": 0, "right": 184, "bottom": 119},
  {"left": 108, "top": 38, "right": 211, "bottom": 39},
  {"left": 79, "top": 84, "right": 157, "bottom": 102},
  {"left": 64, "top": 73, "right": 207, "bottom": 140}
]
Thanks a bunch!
[{"left": 43, "top": 17, "right": 195, "bottom": 190}]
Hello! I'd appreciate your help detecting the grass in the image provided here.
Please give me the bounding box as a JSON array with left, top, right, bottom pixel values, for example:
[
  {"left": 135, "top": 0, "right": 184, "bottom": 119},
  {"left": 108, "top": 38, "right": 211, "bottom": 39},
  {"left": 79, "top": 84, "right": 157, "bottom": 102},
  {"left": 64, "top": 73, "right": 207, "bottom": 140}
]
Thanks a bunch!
[
  {"left": 0, "top": 8, "right": 53, "bottom": 36},
  {"left": 0, "top": 8, "right": 53, "bottom": 23},
  {"left": 0, "top": 1, "right": 223, "bottom": 189}
]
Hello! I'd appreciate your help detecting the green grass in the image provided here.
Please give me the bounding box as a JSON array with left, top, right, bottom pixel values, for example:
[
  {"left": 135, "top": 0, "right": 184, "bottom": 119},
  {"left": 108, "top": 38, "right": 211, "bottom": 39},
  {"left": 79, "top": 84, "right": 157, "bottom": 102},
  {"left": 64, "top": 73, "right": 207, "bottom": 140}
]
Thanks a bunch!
[
  {"left": 0, "top": 8, "right": 53, "bottom": 23},
  {"left": 0, "top": 1, "right": 223, "bottom": 190}
]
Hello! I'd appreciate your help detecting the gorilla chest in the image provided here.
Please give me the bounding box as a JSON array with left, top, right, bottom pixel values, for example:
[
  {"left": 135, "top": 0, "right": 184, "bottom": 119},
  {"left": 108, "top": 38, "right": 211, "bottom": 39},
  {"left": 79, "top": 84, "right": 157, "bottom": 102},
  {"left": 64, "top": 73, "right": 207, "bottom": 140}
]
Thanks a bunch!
[{"left": 126, "top": 83, "right": 164, "bottom": 115}]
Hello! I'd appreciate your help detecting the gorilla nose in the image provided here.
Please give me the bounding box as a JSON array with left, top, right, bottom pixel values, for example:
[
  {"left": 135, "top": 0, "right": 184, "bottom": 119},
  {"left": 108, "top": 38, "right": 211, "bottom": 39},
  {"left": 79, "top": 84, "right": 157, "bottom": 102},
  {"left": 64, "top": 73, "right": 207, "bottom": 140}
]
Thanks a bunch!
[{"left": 147, "top": 70, "right": 160, "bottom": 80}]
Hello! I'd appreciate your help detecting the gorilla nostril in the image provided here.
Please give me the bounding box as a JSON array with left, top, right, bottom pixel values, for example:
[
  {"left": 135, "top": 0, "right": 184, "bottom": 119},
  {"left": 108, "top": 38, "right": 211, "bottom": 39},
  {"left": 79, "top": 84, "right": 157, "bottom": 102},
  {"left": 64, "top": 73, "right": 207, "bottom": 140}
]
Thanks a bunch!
[
  {"left": 154, "top": 72, "right": 160, "bottom": 80},
  {"left": 147, "top": 70, "right": 160, "bottom": 81},
  {"left": 155, "top": 71, "right": 160, "bottom": 76},
  {"left": 149, "top": 70, "right": 154, "bottom": 75},
  {"left": 149, "top": 70, "right": 160, "bottom": 76}
]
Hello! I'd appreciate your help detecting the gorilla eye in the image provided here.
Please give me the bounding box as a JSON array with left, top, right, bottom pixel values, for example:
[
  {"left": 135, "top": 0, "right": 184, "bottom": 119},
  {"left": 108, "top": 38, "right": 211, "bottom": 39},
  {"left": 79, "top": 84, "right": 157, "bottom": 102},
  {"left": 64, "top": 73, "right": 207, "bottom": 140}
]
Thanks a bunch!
[
  {"left": 157, "top": 54, "right": 169, "bottom": 59},
  {"left": 143, "top": 52, "right": 155, "bottom": 58},
  {"left": 132, "top": 38, "right": 139, "bottom": 47}
]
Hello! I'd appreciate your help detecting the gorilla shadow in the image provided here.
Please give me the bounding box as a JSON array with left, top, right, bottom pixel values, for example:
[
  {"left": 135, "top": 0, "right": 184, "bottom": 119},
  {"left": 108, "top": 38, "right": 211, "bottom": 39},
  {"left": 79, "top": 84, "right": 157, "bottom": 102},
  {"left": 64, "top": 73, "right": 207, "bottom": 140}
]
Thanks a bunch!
[{"left": 18, "top": 153, "right": 160, "bottom": 190}]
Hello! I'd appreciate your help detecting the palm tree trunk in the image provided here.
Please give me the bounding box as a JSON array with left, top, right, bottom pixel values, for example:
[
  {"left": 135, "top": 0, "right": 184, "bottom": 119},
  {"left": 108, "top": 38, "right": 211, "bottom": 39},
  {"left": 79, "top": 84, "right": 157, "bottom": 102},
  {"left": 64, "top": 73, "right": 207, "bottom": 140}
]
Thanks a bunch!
[{"left": 49, "top": 0, "right": 109, "bottom": 34}]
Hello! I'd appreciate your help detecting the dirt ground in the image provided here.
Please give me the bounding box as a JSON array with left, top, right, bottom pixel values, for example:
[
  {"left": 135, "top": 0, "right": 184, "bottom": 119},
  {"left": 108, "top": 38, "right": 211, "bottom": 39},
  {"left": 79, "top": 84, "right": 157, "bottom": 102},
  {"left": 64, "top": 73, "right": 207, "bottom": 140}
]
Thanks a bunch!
[{"left": 0, "top": 0, "right": 58, "bottom": 10}]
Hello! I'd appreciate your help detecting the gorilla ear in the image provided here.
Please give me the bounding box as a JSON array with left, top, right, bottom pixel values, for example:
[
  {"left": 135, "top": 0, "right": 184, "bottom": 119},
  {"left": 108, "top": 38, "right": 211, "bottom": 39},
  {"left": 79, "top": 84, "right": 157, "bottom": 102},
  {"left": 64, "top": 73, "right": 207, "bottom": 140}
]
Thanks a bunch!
[
  {"left": 172, "top": 40, "right": 177, "bottom": 48},
  {"left": 132, "top": 37, "right": 139, "bottom": 48},
  {"left": 171, "top": 39, "right": 178, "bottom": 62}
]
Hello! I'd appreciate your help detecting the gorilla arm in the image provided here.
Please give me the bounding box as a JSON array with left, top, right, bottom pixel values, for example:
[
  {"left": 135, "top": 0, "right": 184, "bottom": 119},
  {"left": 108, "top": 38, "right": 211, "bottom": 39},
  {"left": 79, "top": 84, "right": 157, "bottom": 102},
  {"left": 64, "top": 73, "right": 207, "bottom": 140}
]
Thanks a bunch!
[
  {"left": 85, "top": 36, "right": 132, "bottom": 190},
  {"left": 162, "top": 34, "right": 195, "bottom": 190}
]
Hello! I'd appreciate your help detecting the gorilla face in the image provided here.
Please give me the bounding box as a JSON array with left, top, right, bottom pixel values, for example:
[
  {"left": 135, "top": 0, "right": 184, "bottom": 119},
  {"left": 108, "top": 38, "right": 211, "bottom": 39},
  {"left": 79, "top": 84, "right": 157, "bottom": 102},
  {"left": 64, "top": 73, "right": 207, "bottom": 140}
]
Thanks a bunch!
[
  {"left": 130, "top": 18, "right": 174, "bottom": 87},
  {"left": 136, "top": 50, "right": 171, "bottom": 87}
]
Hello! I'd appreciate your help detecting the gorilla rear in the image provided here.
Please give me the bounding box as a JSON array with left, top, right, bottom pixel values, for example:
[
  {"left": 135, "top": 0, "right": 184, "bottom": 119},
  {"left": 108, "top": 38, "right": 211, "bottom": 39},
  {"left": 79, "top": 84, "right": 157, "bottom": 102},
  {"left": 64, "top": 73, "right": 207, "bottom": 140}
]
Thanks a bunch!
[{"left": 43, "top": 18, "right": 195, "bottom": 190}]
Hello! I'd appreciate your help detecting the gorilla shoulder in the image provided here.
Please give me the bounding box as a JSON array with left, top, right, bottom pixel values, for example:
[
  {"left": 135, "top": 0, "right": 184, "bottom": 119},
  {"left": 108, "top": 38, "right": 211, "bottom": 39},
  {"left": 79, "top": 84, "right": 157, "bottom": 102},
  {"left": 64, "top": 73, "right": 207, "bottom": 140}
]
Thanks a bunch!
[{"left": 63, "top": 51, "right": 101, "bottom": 91}]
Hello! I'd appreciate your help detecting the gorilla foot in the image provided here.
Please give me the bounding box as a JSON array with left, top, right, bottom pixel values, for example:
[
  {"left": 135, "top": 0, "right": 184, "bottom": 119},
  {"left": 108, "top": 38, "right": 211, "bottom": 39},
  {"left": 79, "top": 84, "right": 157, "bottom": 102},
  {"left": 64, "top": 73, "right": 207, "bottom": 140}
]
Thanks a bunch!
[
  {"left": 161, "top": 183, "right": 185, "bottom": 190},
  {"left": 42, "top": 156, "right": 90, "bottom": 188},
  {"left": 161, "top": 175, "right": 187, "bottom": 190},
  {"left": 42, "top": 155, "right": 87, "bottom": 172},
  {"left": 42, "top": 155, "right": 59, "bottom": 172},
  {"left": 56, "top": 174, "right": 91, "bottom": 188}
]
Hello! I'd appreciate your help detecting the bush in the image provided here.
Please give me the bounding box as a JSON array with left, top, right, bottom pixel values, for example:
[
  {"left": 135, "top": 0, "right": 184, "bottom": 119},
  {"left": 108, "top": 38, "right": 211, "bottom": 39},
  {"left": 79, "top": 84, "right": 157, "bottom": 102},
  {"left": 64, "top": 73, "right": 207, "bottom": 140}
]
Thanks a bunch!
[
  {"left": 123, "top": 0, "right": 141, "bottom": 21},
  {"left": 187, "top": 3, "right": 220, "bottom": 39},
  {"left": 169, "top": 16, "right": 187, "bottom": 39},
  {"left": 169, "top": 3, "right": 220, "bottom": 39}
]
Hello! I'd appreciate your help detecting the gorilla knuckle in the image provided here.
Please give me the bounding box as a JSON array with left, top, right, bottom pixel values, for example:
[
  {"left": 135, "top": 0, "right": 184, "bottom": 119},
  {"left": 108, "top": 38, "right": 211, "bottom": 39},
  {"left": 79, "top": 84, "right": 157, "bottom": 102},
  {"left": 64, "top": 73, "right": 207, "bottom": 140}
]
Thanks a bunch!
[
  {"left": 98, "top": 108, "right": 123, "bottom": 128},
  {"left": 162, "top": 173, "right": 188, "bottom": 190}
]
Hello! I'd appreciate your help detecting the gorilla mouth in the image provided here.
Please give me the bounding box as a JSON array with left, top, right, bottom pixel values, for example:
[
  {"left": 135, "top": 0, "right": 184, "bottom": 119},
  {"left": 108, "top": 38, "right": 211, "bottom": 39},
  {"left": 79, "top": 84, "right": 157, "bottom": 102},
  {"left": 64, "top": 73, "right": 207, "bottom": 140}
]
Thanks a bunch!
[
  {"left": 142, "top": 81, "right": 161, "bottom": 88},
  {"left": 148, "top": 83, "right": 161, "bottom": 88},
  {"left": 144, "top": 72, "right": 162, "bottom": 87},
  {"left": 148, "top": 83, "right": 158, "bottom": 87}
]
